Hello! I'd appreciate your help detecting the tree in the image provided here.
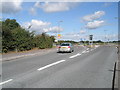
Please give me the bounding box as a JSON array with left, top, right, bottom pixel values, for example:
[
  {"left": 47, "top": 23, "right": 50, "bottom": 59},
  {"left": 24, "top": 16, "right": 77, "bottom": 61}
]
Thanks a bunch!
[
  {"left": 2, "top": 23, "right": 13, "bottom": 52},
  {"left": 35, "top": 33, "right": 54, "bottom": 49},
  {"left": 3, "top": 19, "right": 20, "bottom": 30},
  {"left": 11, "top": 27, "right": 35, "bottom": 51},
  {"left": 2, "top": 18, "right": 55, "bottom": 53}
]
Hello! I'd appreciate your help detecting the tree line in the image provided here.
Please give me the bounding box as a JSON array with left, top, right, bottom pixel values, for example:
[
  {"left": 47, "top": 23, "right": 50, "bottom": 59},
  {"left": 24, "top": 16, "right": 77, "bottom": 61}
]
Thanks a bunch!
[{"left": 1, "top": 19, "right": 55, "bottom": 53}]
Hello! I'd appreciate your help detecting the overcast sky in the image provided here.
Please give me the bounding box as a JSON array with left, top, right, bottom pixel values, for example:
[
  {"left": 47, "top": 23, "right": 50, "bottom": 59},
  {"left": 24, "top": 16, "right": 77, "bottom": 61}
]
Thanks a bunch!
[{"left": 0, "top": 0, "right": 119, "bottom": 41}]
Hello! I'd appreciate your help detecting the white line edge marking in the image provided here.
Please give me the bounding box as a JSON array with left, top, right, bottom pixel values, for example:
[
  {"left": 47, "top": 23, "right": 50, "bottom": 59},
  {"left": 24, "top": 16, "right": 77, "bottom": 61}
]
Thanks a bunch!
[
  {"left": 0, "top": 79, "right": 13, "bottom": 85},
  {"left": 37, "top": 60, "right": 66, "bottom": 71}
]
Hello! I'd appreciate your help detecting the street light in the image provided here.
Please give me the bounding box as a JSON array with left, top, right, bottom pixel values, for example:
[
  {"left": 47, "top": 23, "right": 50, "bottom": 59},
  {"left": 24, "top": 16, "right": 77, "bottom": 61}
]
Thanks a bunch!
[
  {"left": 28, "top": 25, "right": 32, "bottom": 29},
  {"left": 104, "top": 30, "right": 107, "bottom": 45},
  {"left": 57, "top": 20, "right": 63, "bottom": 39}
]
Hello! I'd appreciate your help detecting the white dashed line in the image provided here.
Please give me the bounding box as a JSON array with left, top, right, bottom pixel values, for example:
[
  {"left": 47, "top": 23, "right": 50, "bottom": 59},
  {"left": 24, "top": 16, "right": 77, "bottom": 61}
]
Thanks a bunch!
[
  {"left": 0, "top": 79, "right": 13, "bottom": 85},
  {"left": 82, "top": 51, "right": 86, "bottom": 54},
  {"left": 69, "top": 53, "right": 81, "bottom": 58},
  {"left": 86, "top": 48, "right": 89, "bottom": 50},
  {"left": 37, "top": 60, "right": 66, "bottom": 71}
]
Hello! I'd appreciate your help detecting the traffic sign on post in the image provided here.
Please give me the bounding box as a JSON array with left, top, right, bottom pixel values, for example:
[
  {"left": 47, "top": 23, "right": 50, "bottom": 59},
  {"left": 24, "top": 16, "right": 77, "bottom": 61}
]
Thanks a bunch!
[
  {"left": 89, "top": 35, "right": 93, "bottom": 40},
  {"left": 58, "top": 34, "right": 61, "bottom": 39}
]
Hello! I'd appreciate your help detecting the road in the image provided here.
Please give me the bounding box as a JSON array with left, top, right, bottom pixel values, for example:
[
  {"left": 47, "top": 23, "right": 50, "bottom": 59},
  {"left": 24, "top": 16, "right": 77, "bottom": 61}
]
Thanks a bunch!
[{"left": 1, "top": 45, "right": 118, "bottom": 88}]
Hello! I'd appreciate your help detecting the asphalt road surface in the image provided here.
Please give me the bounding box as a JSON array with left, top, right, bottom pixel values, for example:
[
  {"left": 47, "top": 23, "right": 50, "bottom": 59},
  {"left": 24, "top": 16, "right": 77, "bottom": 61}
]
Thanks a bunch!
[{"left": 1, "top": 45, "right": 118, "bottom": 88}]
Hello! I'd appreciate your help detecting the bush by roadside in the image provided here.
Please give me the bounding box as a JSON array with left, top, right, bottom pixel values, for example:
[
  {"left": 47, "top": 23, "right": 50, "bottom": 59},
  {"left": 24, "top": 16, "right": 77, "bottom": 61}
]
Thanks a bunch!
[{"left": 1, "top": 18, "right": 55, "bottom": 53}]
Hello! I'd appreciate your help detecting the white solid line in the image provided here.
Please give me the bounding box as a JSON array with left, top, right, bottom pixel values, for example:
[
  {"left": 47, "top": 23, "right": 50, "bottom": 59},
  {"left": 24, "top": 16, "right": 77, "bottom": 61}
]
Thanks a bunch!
[
  {"left": 37, "top": 60, "right": 66, "bottom": 71},
  {"left": 0, "top": 79, "right": 13, "bottom": 85},
  {"left": 69, "top": 53, "right": 81, "bottom": 58}
]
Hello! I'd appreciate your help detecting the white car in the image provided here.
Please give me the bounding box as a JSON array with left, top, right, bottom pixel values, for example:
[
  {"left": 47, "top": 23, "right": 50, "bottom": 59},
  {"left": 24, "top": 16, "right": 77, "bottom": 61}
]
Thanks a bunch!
[{"left": 58, "top": 43, "right": 74, "bottom": 53}]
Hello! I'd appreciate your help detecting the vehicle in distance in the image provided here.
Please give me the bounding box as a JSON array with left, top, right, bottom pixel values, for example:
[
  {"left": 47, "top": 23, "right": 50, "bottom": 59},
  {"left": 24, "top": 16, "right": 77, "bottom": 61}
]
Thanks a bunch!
[{"left": 58, "top": 43, "right": 74, "bottom": 53}]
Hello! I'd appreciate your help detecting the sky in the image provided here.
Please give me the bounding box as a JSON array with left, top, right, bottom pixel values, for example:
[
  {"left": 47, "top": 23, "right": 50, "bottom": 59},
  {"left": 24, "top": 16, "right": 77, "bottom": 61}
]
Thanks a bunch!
[{"left": 0, "top": 0, "right": 119, "bottom": 41}]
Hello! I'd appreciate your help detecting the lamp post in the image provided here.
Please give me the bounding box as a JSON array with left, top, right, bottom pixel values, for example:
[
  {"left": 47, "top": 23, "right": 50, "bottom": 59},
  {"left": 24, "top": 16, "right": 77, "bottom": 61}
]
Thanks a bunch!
[
  {"left": 56, "top": 20, "right": 63, "bottom": 44},
  {"left": 57, "top": 20, "right": 63, "bottom": 38},
  {"left": 104, "top": 30, "right": 107, "bottom": 45}
]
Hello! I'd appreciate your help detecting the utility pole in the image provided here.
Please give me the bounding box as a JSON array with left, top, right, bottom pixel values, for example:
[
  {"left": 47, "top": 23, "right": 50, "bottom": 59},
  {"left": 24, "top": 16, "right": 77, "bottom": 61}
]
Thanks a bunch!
[
  {"left": 104, "top": 30, "right": 107, "bottom": 45},
  {"left": 56, "top": 20, "right": 63, "bottom": 45}
]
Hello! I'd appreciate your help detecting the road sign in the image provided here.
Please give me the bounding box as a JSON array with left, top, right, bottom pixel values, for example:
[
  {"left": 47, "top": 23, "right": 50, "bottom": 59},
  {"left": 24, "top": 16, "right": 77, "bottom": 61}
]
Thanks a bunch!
[
  {"left": 89, "top": 35, "right": 93, "bottom": 40},
  {"left": 58, "top": 34, "right": 61, "bottom": 39}
]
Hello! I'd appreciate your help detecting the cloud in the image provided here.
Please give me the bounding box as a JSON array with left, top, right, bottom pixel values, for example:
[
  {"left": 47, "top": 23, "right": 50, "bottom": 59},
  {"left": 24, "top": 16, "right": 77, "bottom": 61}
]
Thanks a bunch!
[
  {"left": 34, "top": 2, "right": 77, "bottom": 13},
  {"left": 0, "top": 0, "right": 23, "bottom": 14},
  {"left": 103, "top": 3, "right": 112, "bottom": 7},
  {"left": 94, "top": 34, "right": 118, "bottom": 41},
  {"left": 34, "top": 1, "right": 41, "bottom": 8},
  {"left": 85, "top": 20, "right": 105, "bottom": 29},
  {"left": 23, "top": 19, "right": 51, "bottom": 33},
  {"left": 105, "top": 34, "right": 118, "bottom": 40},
  {"left": 80, "top": 30, "right": 86, "bottom": 34},
  {"left": 22, "top": 19, "right": 63, "bottom": 33},
  {"left": 82, "top": 11, "right": 105, "bottom": 22},
  {"left": 29, "top": 7, "right": 37, "bottom": 15},
  {"left": 61, "top": 32, "right": 87, "bottom": 41},
  {"left": 43, "top": 26, "right": 63, "bottom": 33}
]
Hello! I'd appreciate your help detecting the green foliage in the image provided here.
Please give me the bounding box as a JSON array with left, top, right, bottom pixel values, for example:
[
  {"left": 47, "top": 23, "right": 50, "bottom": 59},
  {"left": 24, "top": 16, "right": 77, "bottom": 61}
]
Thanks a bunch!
[
  {"left": 3, "top": 19, "right": 20, "bottom": 30},
  {"left": 11, "top": 27, "right": 35, "bottom": 51},
  {"left": 2, "top": 19, "right": 55, "bottom": 53},
  {"left": 2, "top": 20, "right": 14, "bottom": 52},
  {"left": 35, "top": 33, "right": 54, "bottom": 49},
  {"left": 58, "top": 40, "right": 78, "bottom": 45}
]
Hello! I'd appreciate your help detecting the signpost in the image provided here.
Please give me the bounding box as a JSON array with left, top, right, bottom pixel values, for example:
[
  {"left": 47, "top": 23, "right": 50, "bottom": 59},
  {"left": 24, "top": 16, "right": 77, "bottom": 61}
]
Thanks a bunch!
[
  {"left": 89, "top": 35, "right": 93, "bottom": 48},
  {"left": 58, "top": 34, "right": 61, "bottom": 39},
  {"left": 89, "top": 35, "right": 93, "bottom": 40}
]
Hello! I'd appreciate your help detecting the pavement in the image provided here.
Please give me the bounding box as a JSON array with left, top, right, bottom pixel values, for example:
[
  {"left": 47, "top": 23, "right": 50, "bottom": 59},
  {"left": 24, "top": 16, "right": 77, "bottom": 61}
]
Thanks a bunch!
[{"left": 0, "top": 45, "right": 119, "bottom": 88}]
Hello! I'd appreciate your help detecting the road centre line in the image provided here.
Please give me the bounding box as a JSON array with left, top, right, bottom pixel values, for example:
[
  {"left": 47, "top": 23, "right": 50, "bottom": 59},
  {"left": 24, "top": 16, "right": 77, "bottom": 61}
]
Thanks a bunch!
[
  {"left": 86, "top": 48, "right": 89, "bottom": 50},
  {"left": 0, "top": 79, "right": 13, "bottom": 85},
  {"left": 37, "top": 60, "right": 66, "bottom": 71},
  {"left": 82, "top": 50, "right": 86, "bottom": 53},
  {"left": 38, "top": 47, "right": 97, "bottom": 71},
  {"left": 69, "top": 53, "right": 81, "bottom": 59}
]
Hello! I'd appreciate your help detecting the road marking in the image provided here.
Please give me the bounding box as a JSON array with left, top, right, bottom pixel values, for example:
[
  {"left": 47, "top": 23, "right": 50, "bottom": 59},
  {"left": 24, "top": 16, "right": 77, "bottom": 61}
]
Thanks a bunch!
[
  {"left": 37, "top": 60, "right": 66, "bottom": 71},
  {"left": 86, "top": 48, "right": 89, "bottom": 50},
  {"left": 82, "top": 51, "right": 86, "bottom": 53},
  {"left": 91, "top": 49, "right": 93, "bottom": 51},
  {"left": 0, "top": 79, "right": 13, "bottom": 85},
  {"left": 69, "top": 53, "right": 81, "bottom": 58}
]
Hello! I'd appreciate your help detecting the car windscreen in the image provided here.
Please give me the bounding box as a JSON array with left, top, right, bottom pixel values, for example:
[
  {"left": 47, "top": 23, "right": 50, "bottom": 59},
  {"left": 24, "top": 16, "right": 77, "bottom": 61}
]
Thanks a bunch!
[{"left": 61, "top": 44, "right": 70, "bottom": 46}]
